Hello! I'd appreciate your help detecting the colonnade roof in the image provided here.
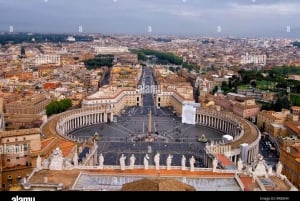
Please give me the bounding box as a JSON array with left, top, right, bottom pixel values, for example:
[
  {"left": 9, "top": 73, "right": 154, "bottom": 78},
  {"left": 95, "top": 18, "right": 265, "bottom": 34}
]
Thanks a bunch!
[{"left": 229, "top": 118, "right": 259, "bottom": 150}]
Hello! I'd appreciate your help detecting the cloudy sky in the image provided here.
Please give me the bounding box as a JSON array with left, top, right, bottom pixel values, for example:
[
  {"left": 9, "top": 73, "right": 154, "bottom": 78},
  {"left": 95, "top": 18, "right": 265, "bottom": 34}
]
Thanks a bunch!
[{"left": 0, "top": 0, "right": 299, "bottom": 37}]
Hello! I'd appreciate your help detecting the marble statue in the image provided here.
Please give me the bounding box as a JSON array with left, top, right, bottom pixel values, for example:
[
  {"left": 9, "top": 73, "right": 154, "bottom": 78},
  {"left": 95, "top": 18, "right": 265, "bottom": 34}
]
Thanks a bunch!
[
  {"left": 212, "top": 157, "right": 218, "bottom": 172},
  {"left": 189, "top": 156, "right": 195, "bottom": 172},
  {"left": 23, "top": 177, "right": 27, "bottom": 184},
  {"left": 144, "top": 154, "right": 150, "bottom": 170},
  {"left": 73, "top": 153, "right": 78, "bottom": 167},
  {"left": 36, "top": 155, "right": 42, "bottom": 170},
  {"left": 181, "top": 155, "right": 186, "bottom": 170},
  {"left": 276, "top": 161, "right": 283, "bottom": 176},
  {"left": 129, "top": 154, "right": 136, "bottom": 169},
  {"left": 99, "top": 153, "right": 104, "bottom": 169},
  {"left": 49, "top": 147, "right": 64, "bottom": 170},
  {"left": 42, "top": 158, "right": 50, "bottom": 169},
  {"left": 166, "top": 154, "right": 172, "bottom": 170},
  {"left": 268, "top": 166, "right": 273, "bottom": 176},
  {"left": 64, "top": 159, "right": 73, "bottom": 169},
  {"left": 154, "top": 152, "right": 160, "bottom": 170},
  {"left": 237, "top": 158, "right": 243, "bottom": 171},
  {"left": 120, "top": 154, "right": 126, "bottom": 171},
  {"left": 250, "top": 154, "right": 268, "bottom": 177}
]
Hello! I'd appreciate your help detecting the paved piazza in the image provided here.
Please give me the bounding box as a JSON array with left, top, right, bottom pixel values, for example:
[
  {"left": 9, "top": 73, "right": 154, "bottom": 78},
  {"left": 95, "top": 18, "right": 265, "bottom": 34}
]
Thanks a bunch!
[
  {"left": 69, "top": 66, "right": 228, "bottom": 167},
  {"left": 70, "top": 106, "right": 225, "bottom": 167}
]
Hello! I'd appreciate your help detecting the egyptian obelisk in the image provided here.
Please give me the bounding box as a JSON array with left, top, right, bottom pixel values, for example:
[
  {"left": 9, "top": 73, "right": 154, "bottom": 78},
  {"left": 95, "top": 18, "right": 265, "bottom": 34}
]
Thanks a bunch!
[{"left": 148, "top": 110, "right": 152, "bottom": 137}]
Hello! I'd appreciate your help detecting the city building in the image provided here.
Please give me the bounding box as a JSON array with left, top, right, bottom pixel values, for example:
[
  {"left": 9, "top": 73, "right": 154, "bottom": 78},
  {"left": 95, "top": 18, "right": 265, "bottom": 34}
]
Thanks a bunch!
[
  {"left": 82, "top": 66, "right": 143, "bottom": 115},
  {"left": 82, "top": 85, "right": 142, "bottom": 116},
  {"left": 35, "top": 54, "right": 61, "bottom": 65},
  {"left": 215, "top": 93, "right": 260, "bottom": 119},
  {"left": 94, "top": 46, "right": 129, "bottom": 54},
  {"left": 291, "top": 106, "right": 300, "bottom": 117},
  {"left": 154, "top": 67, "right": 195, "bottom": 115},
  {"left": 232, "top": 99, "right": 261, "bottom": 119},
  {"left": 43, "top": 81, "right": 62, "bottom": 90},
  {"left": 0, "top": 128, "right": 41, "bottom": 189},
  {"left": 257, "top": 109, "right": 290, "bottom": 135},
  {"left": 5, "top": 94, "right": 50, "bottom": 115},
  {"left": 0, "top": 128, "right": 42, "bottom": 168},
  {"left": 4, "top": 114, "right": 44, "bottom": 131},
  {"left": 280, "top": 143, "right": 300, "bottom": 189}
]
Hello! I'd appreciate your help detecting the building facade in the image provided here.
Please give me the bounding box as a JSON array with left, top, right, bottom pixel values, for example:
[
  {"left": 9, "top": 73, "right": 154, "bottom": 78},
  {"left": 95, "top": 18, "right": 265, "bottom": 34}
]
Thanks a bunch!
[
  {"left": 280, "top": 144, "right": 300, "bottom": 189},
  {"left": 5, "top": 94, "right": 50, "bottom": 115},
  {"left": 0, "top": 128, "right": 41, "bottom": 189}
]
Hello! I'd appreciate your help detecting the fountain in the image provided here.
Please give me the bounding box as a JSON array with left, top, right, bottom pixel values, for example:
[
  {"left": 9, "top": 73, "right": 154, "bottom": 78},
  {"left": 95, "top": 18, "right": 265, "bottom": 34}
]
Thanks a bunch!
[{"left": 198, "top": 134, "right": 208, "bottom": 143}]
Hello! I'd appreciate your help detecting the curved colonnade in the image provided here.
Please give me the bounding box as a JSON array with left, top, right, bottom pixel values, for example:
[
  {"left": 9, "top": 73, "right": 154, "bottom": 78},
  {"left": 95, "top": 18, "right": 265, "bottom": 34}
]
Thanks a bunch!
[
  {"left": 56, "top": 106, "right": 113, "bottom": 141},
  {"left": 42, "top": 107, "right": 260, "bottom": 164},
  {"left": 197, "top": 109, "right": 260, "bottom": 163}
]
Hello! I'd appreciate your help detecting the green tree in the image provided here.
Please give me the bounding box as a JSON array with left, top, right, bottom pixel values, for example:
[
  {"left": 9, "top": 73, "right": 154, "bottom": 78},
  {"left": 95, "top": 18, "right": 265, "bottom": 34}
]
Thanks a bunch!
[
  {"left": 137, "top": 52, "right": 146, "bottom": 61},
  {"left": 211, "top": 86, "right": 218, "bottom": 95},
  {"left": 250, "top": 80, "right": 257, "bottom": 88},
  {"left": 46, "top": 101, "right": 59, "bottom": 116},
  {"left": 274, "top": 96, "right": 290, "bottom": 112},
  {"left": 46, "top": 99, "right": 72, "bottom": 116},
  {"left": 290, "top": 94, "right": 300, "bottom": 106},
  {"left": 83, "top": 54, "right": 114, "bottom": 69}
]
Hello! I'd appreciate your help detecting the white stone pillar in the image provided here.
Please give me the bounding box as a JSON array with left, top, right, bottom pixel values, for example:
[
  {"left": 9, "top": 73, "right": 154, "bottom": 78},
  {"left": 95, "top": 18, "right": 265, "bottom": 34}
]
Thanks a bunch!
[{"left": 104, "top": 113, "right": 107, "bottom": 122}]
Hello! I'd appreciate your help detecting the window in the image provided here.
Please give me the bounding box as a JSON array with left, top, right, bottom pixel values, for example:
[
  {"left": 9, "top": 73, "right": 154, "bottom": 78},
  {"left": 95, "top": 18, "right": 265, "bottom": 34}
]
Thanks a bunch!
[
  {"left": 6, "top": 146, "right": 10, "bottom": 153},
  {"left": 23, "top": 137, "right": 26, "bottom": 141},
  {"left": 6, "top": 139, "right": 9, "bottom": 143},
  {"left": 7, "top": 159, "right": 10, "bottom": 162},
  {"left": 23, "top": 143, "right": 28, "bottom": 151},
  {"left": 15, "top": 144, "right": 19, "bottom": 152},
  {"left": 15, "top": 138, "right": 18, "bottom": 142},
  {"left": 17, "top": 175, "right": 22, "bottom": 183},
  {"left": 8, "top": 175, "right": 13, "bottom": 185}
]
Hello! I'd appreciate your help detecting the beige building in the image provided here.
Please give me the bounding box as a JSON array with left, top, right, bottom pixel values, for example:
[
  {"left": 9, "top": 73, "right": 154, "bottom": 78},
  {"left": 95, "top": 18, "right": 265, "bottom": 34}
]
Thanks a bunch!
[
  {"left": 280, "top": 144, "right": 300, "bottom": 189},
  {"left": 0, "top": 128, "right": 41, "bottom": 189},
  {"left": 257, "top": 109, "right": 290, "bottom": 134},
  {"left": 82, "top": 66, "right": 143, "bottom": 115},
  {"left": 153, "top": 67, "right": 195, "bottom": 115},
  {"left": 291, "top": 106, "right": 300, "bottom": 117},
  {"left": 4, "top": 114, "right": 43, "bottom": 131},
  {"left": 0, "top": 128, "right": 41, "bottom": 169},
  {"left": 232, "top": 99, "right": 260, "bottom": 119},
  {"left": 155, "top": 85, "right": 194, "bottom": 115},
  {"left": 5, "top": 94, "right": 50, "bottom": 115},
  {"left": 215, "top": 93, "right": 260, "bottom": 119},
  {"left": 82, "top": 86, "right": 142, "bottom": 116}
]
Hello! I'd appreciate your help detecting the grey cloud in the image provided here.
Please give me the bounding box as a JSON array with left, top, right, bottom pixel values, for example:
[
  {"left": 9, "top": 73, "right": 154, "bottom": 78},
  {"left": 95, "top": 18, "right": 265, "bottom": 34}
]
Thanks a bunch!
[{"left": 0, "top": 0, "right": 299, "bottom": 37}]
